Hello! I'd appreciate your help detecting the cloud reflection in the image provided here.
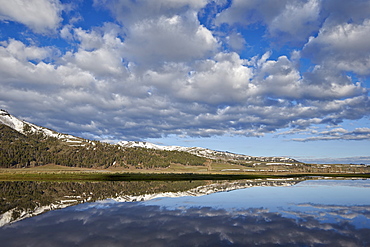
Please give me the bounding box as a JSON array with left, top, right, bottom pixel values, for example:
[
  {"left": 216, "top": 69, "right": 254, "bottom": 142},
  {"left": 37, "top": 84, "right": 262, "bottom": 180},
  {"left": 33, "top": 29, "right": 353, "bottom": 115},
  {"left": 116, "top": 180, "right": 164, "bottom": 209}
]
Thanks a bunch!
[
  {"left": 1, "top": 201, "right": 369, "bottom": 247},
  {"left": 290, "top": 203, "right": 370, "bottom": 227}
]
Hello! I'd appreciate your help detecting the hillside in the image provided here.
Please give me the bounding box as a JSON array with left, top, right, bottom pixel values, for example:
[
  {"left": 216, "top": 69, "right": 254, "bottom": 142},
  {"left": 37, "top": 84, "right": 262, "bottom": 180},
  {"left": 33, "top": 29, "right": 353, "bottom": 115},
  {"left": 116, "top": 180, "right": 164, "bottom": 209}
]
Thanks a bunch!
[
  {"left": 0, "top": 109, "right": 303, "bottom": 169},
  {"left": 0, "top": 109, "right": 84, "bottom": 143},
  {"left": 118, "top": 141, "right": 299, "bottom": 163},
  {"left": 2, "top": 110, "right": 370, "bottom": 174},
  {"left": 0, "top": 110, "right": 208, "bottom": 169},
  {"left": 0, "top": 123, "right": 207, "bottom": 169}
]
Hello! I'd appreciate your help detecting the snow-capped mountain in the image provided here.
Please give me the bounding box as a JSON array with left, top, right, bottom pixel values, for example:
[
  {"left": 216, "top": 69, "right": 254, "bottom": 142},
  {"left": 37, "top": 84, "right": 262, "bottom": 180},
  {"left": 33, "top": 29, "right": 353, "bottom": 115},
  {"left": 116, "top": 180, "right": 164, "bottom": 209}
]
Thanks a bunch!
[
  {"left": 118, "top": 141, "right": 300, "bottom": 163},
  {"left": 0, "top": 109, "right": 85, "bottom": 144},
  {"left": 1, "top": 109, "right": 299, "bottom": 163}
]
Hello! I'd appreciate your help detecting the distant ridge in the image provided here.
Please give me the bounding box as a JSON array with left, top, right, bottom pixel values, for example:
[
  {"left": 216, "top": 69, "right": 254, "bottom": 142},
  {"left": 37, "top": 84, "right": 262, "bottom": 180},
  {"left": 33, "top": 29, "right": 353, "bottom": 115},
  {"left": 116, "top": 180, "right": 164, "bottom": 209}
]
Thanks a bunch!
[
  {"left": 1, "top": 109, "right": 300, "bottom": 164},
  {"left": 118, "top": 141, "right": 300, "bottom": 164}
]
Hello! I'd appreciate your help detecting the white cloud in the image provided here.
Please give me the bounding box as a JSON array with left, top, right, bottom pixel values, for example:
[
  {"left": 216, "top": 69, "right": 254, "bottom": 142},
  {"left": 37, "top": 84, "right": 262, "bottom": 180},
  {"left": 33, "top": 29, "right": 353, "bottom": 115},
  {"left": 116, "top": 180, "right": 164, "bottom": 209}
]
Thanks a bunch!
[
  {"left": 0, "top": 0, "right": 63, "bottom": 34},
  {"left": 60, "top": 25, "right": 73, "bottom": 41},
  {"left": 2, "top": 35, "right": 369, "bottom": 140},
  {"left": 301, "top": 65, "right": 367, "bottom": 100},
  {"left": 215, "top": 0, "right": 321, "bottom": 43},
  {"left": 175, "top": 52, "right": 253, "bottom": 104},
  {"left": 251, "top": 55, "right": 302, "bottom": 98},
  {"left": 94, "top": 0, "right": 207, "bottom": 25},
  {"left": 248, "top": 53, "right": 366, "bottom": 101},
  {"left": 122, "top": 12, "right": 218, "bottom": 66},
  {"left": 321, "top": 0, "right": 370, "bottom": 26},
  {"left": 0, "top": 39, "right": 59, "bottom": 85},
  {"left": 226, "top": 32, "right": 246, "bottom": 52},
  {"left": 303, "top": 19, "right": 370, "bottom": 75},
  {"left": 93, "top": 0, "right": 217, "bottom": 67},
  {"left": 73, "top": 28, "right": 105, "bottom": 50},
  {"left": 1, "top": 39, "right": 54, "bottom": 62},
  {"left": 215, "top": 0, "right": 280, "bottom": 26},
  {"left": 215, "top": 0, "right": 370, "bottom": 45},
  {"left": 292, "top": 127, "right": 370, "bottom": 141},
  {"left": 1, "top": 0, "right": 370, "bottom": 142},
  {"left": 72, "top": 48, "right": 123, "bottom": 76},
  {"left": 269, "top": 0, "right": 321, "bottom": 41}
]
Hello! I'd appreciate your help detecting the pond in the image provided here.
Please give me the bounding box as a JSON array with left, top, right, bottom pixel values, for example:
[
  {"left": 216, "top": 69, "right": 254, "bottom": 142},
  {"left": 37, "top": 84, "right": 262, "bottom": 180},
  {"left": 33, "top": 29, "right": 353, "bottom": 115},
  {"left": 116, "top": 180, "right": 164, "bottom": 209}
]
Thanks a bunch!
[{"left": 0, "top": 178, "right": 369, "bottom": 246}]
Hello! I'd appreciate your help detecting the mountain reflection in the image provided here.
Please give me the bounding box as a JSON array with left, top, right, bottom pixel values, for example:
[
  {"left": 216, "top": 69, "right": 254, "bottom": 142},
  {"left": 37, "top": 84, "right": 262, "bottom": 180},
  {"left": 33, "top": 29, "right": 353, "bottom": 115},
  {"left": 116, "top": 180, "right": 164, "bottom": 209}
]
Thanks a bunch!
[
  {"left": 0, "top": 179, "right": 303, "bottom": 226},
  {"left": 0, "top": 180, "right": 208, "bottom": 226},
  {"left": 1, "top": 201, "right": 369, "bottom": 246},
  {"left": 1, "top": 179, "right": 370, "bottom": 246}
]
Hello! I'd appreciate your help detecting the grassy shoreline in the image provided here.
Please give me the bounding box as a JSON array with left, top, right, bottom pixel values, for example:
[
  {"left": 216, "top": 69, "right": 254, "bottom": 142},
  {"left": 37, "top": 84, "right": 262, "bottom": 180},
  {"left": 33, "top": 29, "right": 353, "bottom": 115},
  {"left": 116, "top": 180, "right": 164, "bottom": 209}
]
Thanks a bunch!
[{"left": 0, "top": 170, "right": 369, "bottom": 182}]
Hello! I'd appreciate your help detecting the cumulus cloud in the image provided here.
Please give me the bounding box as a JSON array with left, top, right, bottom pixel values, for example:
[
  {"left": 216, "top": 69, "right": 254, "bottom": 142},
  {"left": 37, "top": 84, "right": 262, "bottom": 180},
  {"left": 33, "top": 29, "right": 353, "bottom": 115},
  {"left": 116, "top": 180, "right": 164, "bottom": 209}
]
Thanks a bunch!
[
  {"left": 1, "top": 36, "right": 369, "bottom": 140},
  {"left": 94, "top": 0, "right": 207, "bottom": 25},
  {"left": 0, "top": 0, "right": 369, "bottom": 142},
  {"left": 62, "top": 26, "right": 127, "bottom": 77},
  {"left": 0, "top": 0, "right": 63, "bottom": 34},
  {"left": 225, "top": 31, "right": 246, "bottom": 52},
  {"left": 303, "top": 19, "right": 370, "bottom": 75},
  {"left": 122, "top": 13, "right": 218, "bottom": 66},
  {"left": 215, "top": 0, "right": 321, "bottom": 43},
  {"left": 293, "top": 127, "right": 370, "bottom": 141},
  {"left": 175, "top": 52, "right": 253, "bottom": 104},
  {"left": 93, "top": 0, "right": 218, "bottom": 68},
  {"left": 321, "top": 0, "right": 370, "bottom": 26},
  {"left": 269, "top": 0, "right": 321, "bottom": 42},
  {"left": 0, "top": 39, "right": 59, "bottom": 86}
]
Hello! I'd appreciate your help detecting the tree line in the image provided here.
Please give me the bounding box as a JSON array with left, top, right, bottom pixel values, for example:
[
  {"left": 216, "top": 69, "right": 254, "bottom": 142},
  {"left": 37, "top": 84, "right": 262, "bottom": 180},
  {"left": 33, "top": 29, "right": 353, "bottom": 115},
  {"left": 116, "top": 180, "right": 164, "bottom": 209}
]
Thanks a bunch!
[{"left": 0, "top": 124, "right": 206, "bottom": 169}]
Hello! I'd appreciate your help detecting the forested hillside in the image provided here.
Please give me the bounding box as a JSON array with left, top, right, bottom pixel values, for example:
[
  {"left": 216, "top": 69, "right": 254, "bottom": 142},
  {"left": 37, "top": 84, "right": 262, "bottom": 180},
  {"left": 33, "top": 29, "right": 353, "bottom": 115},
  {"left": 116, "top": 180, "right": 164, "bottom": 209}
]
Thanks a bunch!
[{"left": 0, "top": 124, "right": 206, "bottom": 169}]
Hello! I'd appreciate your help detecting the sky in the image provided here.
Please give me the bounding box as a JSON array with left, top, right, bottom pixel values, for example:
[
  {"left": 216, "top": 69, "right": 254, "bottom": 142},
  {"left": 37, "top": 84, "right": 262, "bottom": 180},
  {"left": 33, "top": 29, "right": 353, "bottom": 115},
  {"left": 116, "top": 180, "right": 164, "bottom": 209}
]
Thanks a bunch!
[{"left": 0, "top": 0, "right": 369, "bottom": 164}]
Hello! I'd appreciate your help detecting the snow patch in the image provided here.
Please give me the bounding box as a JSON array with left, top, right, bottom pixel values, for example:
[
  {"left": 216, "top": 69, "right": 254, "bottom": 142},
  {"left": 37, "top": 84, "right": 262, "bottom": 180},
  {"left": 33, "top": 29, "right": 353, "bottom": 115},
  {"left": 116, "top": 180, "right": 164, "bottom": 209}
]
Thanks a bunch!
[
  {"left": 0, "top": 110, "right": 86, "bottom": 144},
  {"left": 117, "top": 141, "right": 299, "bottom": 163}
]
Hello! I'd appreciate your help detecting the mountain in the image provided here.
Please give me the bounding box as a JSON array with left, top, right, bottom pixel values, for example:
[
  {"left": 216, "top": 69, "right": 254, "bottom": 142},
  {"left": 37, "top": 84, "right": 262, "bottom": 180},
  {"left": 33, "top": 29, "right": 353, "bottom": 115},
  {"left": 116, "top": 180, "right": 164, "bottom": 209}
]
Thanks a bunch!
[
  {"left": 0, "top": 109, "right": 300, "bottom": 168},
  {"left": 0, "top": 109, "right": 87, "bottom": 145},
  {"left": 118, "top": 141, "right": 300, "bottom": 164},
  {"left": 0, "top": 110, "right": 207, "bottom": 168}
]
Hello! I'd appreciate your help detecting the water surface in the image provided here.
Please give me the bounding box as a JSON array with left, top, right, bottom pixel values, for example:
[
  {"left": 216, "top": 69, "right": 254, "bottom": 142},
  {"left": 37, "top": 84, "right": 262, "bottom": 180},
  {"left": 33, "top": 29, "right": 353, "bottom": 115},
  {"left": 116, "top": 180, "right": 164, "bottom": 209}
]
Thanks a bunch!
[{"left": 0, "top": 179, "right": 369, "bottom": 246}]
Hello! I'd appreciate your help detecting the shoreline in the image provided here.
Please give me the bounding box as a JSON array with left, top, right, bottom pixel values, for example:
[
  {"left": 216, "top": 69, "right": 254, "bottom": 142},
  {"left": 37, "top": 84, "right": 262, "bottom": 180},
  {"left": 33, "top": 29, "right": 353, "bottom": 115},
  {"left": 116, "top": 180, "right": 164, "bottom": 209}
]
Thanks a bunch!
[{"left": 0, "top": 169, "right": 369, "bottom": 182}]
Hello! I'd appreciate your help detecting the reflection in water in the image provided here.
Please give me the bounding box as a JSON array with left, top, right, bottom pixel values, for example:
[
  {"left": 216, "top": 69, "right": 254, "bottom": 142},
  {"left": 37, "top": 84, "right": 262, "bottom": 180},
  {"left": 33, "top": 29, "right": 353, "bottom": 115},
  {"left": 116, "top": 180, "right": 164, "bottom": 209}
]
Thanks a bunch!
[
  {"left": 0, "top": 179, "right": 303, "bottom": 226},
  {"left": 0, "top": 179, "right": 369, "bottom": 246},
  {"left": 0, "top": 180, "right": 210, "bottom": 226}
]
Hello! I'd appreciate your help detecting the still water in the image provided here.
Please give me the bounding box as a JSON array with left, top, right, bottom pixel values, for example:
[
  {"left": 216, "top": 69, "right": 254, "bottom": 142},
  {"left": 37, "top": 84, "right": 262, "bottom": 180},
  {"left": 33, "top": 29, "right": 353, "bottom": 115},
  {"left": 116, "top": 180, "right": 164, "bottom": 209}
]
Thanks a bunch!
[{"left": 0, "top": 178, "right": 369, "bottom": 246}]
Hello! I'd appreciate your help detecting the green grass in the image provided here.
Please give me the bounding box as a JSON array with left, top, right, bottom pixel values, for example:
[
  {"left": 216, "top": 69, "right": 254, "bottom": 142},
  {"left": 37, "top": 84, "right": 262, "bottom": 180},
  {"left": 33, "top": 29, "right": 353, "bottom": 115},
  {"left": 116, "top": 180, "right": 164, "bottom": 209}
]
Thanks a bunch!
[
  {"left": 0, "top": 172, "right": 271, "bottom": 181},
  {"left": 0, "top": 171, "right": 369, "bottom": 182}
]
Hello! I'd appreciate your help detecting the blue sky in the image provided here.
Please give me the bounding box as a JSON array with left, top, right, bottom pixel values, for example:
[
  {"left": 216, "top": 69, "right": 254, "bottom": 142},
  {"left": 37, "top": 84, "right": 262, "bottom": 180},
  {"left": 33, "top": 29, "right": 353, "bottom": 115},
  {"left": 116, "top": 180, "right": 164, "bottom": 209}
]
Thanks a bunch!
[{"left": 0, "top": 0, "right": 370, "bottom": 164}]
